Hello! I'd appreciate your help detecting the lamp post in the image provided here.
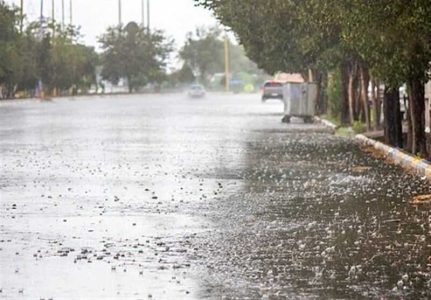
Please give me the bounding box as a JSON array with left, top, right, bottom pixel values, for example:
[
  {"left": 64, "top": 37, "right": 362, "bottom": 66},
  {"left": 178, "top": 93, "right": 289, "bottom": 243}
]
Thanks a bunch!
[
  {"left": 224, "top": 36, "right": 230, "bottom": 92},
  {"left": 69, "top": 0, "right": 72, "bottom": 25},
  {"left": 38, "top": 0, "right": 44, "bottom": 99},
  {"left": 20, "top": 0, "right": 23, "bottom": 33},
  {"left": 118, "top": 0, "right": 122, "bottom": 26},
  {"left": 61, "top": 0, "right": 65, "bottom": 28},
  {"left": 141, "top": 0, "right": 145, "bottom": 26},
  {"left": 147, "top": 0, "right": 150, "bottom": 32}
]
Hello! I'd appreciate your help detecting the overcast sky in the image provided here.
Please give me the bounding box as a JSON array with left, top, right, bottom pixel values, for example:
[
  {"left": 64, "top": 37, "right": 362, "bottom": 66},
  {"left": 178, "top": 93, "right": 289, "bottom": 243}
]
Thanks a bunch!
[{"left": 7, "top": 0, "right": 218, "bottom": 49}]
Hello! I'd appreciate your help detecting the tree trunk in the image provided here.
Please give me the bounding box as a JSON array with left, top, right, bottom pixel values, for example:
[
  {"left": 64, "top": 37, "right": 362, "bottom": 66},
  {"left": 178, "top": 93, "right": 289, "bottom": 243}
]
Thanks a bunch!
[
  {"left": 348, "top": 67, "right": 355, "bottom": 125},
  {"left": 383, "top": 87, "right": 403, "bottom": 148},
  {"left": 407, "top": 78, "right": 427, "bottom": 157},
  {"left": 340, "top": 63, "right": 350, "bottom": 125},
  {"left": 356, "top": 77, "right": 362, "bottom": 120},
  {"left": 127, "top": 76, "right": 133, "bottom": 93},
  {"left": 370, "top": 80, "right": 376, "bottom": 127},
  {"left": 360, "top": 66, "right": 371, "bottom": 131},
  {"left": 406, "top": 93, "right": 413, "bottom": 152},
  {"left": 315, "top": 72, "right": 325, "bottom": 115},
  {"left": 371, "top": 79, "right": 381, "bottom": 130}
]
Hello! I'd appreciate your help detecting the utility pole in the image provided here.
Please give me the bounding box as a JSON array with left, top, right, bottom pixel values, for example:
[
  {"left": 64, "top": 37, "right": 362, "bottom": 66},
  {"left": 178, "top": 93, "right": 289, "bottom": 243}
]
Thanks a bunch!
[
  {"left": 20, "top": 0, "right": 23, "bottom": 33},
  {"left": 51, "top": 0, "right": 55, "bottom": 38},
  {"left": 61, "top": 0, "right": 65, "bottom": 28},
  {"left": 39, "top": 0, "right": 44, "bottom": 37},
  {"left": 118, "top": 0, "right": 122, "bottom": 26},
  {"left": 51, "top": 0, "right": 54, "bottom": 21},
  {"left": 69, "top": 0, "right": 72, "bottom": 25},
  {"left": 39, "top": 0, "right": 44, "bottom": 99},
  {"left": 141, "top": 0, "right": 145, "bottom": 27},
  {"left": 40, "top": 0, "right": 44, "bottom": 21},
  {"left": 224, "top": 36, "right": 230, "bottom": 92},
  {"left": 147, "top": 0, "right": 150, "bottom": 32}
]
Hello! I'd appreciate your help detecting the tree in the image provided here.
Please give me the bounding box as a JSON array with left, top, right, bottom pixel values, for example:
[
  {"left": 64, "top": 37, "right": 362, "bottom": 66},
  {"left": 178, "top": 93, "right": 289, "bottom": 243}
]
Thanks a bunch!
[
  {"left": 0, "top": 1, "right": 20, "bottom": 98},
  {"left": 0, "top": 4, "right": 98, "bottom": 99},
  {"left": 50, "top": 26, "right": 98, "bottom": 94},
  {"left": 338, "top": 0, "right": 431, "bottom": 155},
  {"left": 99, "top": 22, "right": 173, "bottom": 93},
  {"left": 197, "top": 0, "right": 431, "bottom": 157},
  {"left": 169, "top": 63, "right": 196, "bottom": 86},
  {"left": 179, "top": 26, "right": 224, "bottom": 84}
]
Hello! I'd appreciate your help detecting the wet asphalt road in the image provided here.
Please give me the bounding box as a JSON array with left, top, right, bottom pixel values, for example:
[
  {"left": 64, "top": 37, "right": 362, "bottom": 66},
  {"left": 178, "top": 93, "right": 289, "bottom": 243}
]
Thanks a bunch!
[{"left": 0, "top": 93, "right": 430, "bottom": 299}]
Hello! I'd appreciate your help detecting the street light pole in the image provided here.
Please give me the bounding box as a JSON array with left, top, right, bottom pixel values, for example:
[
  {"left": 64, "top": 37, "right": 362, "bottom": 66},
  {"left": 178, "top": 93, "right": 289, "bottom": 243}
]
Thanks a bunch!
[
  {"left": 20, "top": 0, "right": 23, "bottom": 33},
  {"left": 69, "top": 0, "right": 72, "bottom": 25},
  {"left": 61, "top": 0, "right": 65, "bottom": 28},
  {"left": 224, "top": 36, "right": 230, "bottom": 92},
  {"left": 118, "top": 0, "right": 122, "bottom": 26},
  {"left": 147, "top": 0, "right": 150, "bottom": 32},
  {"left": 141, "top": 0, "right": 145, "bottom": 27},
  {"left": 40, "top": 0, "right": 44, "bottom": 21},
  {"left": 39, "top": 0, "right": 44, "bottom": 99},
  {"left": 51, "top": 0, "right": 54, "bottom": 21}
]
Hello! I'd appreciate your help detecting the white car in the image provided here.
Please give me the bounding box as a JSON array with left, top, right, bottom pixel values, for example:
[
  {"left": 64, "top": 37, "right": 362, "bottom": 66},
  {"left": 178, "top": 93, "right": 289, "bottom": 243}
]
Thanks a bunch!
[
  {"left": 188, "top": 84, "right": 206, "bottom": 98},
  {"left": 261, "top": 80, "right": 284, "bottom": 102}
]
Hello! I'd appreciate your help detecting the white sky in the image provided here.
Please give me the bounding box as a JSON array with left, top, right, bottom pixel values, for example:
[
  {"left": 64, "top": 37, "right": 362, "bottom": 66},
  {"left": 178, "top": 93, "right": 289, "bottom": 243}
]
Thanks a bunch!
[{"left": 6, "top": 0, "right": 219, "bottom": 49}]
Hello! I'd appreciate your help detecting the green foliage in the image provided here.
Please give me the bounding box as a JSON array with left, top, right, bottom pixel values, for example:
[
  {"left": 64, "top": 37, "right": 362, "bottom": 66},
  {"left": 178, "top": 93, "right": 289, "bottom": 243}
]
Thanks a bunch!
[
  {"left": 352, "top": 121, "right": 366, "bottom": 134},
  {"left": 0, "top": 2, "right": 20, "bottom": 95},
  {"left": 0, "top": 1, "right": 98, "bottom": 98},
  {"left": 179, "top": 26, "right": 224, "bottom": 84},
  {"left": 178, "top": 25, "right": 264, "bottom": 87},
  {"left": 197, "top": 0, "right": 431, "bottom": 155},
  {"left": 196, "top": 1, "right": 340, "bottom": 75},
  {"left": 197, "top": 0, "right": 431, "bottom": 87},
  {"left": 168, "top": 63, "right": 196, "bottom": 86},
  {"left": 99, "top": 22, "right": 173, "bottom": 93}
]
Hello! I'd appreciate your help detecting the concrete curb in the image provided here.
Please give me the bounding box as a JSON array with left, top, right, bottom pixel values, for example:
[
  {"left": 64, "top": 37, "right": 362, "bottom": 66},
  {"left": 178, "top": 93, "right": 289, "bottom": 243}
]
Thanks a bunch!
[
  {"left": 355, "top": 134, "right": 431, "bottom": 178},
  {"left": 311, "top": 116, "right": 430, "bottom": 178},
  {"left": 314, "top": 116, "right": 338, "bottom": 133}
]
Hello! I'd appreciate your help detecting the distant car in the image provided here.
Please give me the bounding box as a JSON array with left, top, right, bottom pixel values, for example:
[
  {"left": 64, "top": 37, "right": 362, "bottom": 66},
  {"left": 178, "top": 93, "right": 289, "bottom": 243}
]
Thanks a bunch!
[
  {"left": 188, "top": 84, "right": 206, "bottom": 98},
  {"left": 261, "top": 80, "right": 284, "bottom": 102}
]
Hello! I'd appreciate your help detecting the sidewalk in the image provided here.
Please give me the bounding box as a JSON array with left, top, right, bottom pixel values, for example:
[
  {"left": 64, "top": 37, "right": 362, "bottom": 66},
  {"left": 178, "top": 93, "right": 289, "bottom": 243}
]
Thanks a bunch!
[{"left": 316, "top": 117, "right": 431, "bottom": 180}]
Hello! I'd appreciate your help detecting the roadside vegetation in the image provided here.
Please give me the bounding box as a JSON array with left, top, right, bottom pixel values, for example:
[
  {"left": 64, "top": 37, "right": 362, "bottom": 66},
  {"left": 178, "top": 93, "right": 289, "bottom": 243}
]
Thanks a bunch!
[
  {"left": 196, "top": 0, "right": 431, "bottom": 159},
  {"left": 0, "top": 2, "right": 265, "bottom": 99},
  {"left": 0, "top": 3, "right": 97, "bottom": 98}
]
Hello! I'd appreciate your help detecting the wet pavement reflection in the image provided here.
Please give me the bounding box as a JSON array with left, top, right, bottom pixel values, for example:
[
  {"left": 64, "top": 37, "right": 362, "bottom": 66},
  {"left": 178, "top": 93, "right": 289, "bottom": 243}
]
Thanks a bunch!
[{"left": 0, "top": 94, "right": 430, "bottom": 299}]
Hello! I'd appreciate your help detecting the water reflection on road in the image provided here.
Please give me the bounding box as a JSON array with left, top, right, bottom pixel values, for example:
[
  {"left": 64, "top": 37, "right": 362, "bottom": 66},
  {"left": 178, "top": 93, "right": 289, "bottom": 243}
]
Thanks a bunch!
[{"left": 0, "top": 94, "right": 430, "bottom": 299}]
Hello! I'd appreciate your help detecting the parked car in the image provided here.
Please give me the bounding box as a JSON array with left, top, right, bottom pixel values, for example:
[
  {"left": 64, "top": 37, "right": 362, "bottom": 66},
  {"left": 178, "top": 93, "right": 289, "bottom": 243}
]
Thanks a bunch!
[
  {"left": 261, "top": 80, "right": 284, "bottom": 102},
  {"left": 187, "top": 84, "right": 206, "bottom": 98}
]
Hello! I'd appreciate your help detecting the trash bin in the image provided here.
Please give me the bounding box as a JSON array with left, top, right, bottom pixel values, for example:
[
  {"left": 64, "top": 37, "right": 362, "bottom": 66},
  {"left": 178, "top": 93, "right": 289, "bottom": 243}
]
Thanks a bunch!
[{"left": 282, "top": 82, "right": 317, "bottom": 123}]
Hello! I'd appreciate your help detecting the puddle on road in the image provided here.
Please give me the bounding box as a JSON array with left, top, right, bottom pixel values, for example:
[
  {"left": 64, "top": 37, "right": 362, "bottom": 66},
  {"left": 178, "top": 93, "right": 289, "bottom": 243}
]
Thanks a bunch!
[{"left": 1, "top": 95, "right": 430, "bottom": 299}]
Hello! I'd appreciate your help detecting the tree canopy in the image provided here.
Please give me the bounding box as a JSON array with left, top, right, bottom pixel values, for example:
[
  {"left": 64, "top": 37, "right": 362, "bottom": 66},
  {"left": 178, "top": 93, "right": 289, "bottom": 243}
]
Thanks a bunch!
[
  {"left": 99, "top": 22, "right": 173, "bottom": 93},
  {"left": 196, "top": 0, "right": 431, "bottom": 157},
  {"left": 0, "top": 1, "right": 98, "bottom": 98}
]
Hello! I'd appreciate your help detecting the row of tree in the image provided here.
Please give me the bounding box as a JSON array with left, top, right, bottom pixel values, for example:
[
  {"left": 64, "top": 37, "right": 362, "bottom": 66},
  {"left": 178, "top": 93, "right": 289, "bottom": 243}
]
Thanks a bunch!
[
  {"left": 196, "top": 0, "right": 431, "bottom": 158},
  {"left": 99, "top": 23, "right": 265, "bottom": 92},
  {"left": 0, "top": 3, "right": 98, "bottom": 98},
  {"left": 1, "top": 2, "right": 264, "bottom": 98}
]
